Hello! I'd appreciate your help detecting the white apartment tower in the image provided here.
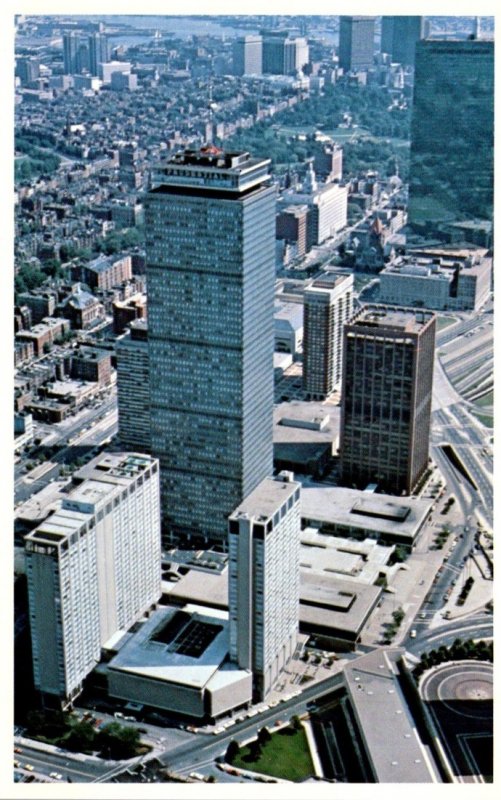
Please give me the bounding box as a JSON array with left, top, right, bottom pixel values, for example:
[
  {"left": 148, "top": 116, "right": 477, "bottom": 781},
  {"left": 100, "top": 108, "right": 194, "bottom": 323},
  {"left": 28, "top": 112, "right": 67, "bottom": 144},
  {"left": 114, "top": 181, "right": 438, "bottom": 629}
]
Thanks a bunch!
[
  {"left": 303, "top": 273, "right": 354, "bottom": 399},
  {"left": 228, "top": 472, "right": 301, "bottom": 700},
  {"left": 25, "top": 453, "right": 161, "bottom": 707}
]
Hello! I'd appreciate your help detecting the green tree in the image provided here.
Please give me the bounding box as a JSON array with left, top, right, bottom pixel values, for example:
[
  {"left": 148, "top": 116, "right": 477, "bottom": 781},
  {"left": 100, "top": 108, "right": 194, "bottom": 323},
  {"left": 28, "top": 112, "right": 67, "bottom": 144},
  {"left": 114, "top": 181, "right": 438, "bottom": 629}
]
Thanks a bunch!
[
  {"left": 65, "top": 720, "right": 96, "bottom": 752},
  {"left": 257, "top": 726, "right": 272, "bottom": 745},
  {"left": 225, "top": 739, "right": 240, "bottom": 763},
  {"left": 97, "top": 722, "right": 140, "bottom": 759}
]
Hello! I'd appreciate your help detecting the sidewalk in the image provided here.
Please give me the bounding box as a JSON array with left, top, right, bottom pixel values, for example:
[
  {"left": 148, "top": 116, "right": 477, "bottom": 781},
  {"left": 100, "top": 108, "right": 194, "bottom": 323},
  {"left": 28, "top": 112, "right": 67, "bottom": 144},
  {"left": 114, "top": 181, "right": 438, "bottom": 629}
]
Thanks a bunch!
[{"left": 359, "top": 482, "right": 485, "bottom": 646}]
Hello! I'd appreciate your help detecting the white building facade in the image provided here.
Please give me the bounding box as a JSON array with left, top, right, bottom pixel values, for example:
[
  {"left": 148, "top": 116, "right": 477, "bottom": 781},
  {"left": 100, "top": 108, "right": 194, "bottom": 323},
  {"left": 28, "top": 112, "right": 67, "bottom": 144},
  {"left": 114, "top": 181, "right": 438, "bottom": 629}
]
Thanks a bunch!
[
  {"left": 228, "top": 472, "right": 301, "bottom": 700},
  {"left": 25, "top": 453, "right": 161, "bottom": 706},
  {"left": 303, "top": 273, "right": 354, "bottom": 399}
]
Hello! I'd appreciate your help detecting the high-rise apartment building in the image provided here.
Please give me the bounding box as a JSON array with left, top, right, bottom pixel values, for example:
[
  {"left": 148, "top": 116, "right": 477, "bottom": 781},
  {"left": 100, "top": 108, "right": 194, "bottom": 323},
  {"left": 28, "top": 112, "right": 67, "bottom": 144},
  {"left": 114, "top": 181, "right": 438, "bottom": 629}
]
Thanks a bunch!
[
  {"left": 145, "top": 148, "right": 275, "bottom": 546},
  {"left": 340, "top": 306, "right": 435, "bottom": 495},
  {"left": 25, "top": 453, "right": 161, "bottom": 706},
  {"left": 338, "top": 16, "right": 375, "bottom": 72},
  {"left": 303, "top": 273, "right": 354, "bottom": 399},
  {"left": 381, "top": 17, "right": 425, "bottom": 66},
  {"left": 228, "top": 471, "right": 301, "bottom": 700},
  {"left": 233, "top": 35, "right": 262, "bottom": 75},
  {"left": 408, "top": 39, "right": 494, "bottom": 239},
  {"left": 116, "top": 319, "right": 150, "bottom": 453}
]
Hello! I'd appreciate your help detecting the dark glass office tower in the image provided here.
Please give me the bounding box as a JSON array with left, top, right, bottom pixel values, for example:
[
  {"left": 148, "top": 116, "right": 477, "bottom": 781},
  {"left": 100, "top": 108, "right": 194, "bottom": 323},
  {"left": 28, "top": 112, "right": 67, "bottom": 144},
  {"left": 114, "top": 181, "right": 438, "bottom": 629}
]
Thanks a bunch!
[
  {"left": 338, "top": 16, "right": 375, "bottom": 72},
  {"left": 381, "top": 16, "right": 425, "bottom": 66},
  {"left": 145, "top": 148, "right": 276, "bottom": 546},
  {"left": 340, "top": 305, "right": 436, "bottom": 495},
  {"left": 408, "top": 39, "right": 494, "bottom": 238},
  {"left": 88, "top": 32, "right": 108, "bottom": 77}
]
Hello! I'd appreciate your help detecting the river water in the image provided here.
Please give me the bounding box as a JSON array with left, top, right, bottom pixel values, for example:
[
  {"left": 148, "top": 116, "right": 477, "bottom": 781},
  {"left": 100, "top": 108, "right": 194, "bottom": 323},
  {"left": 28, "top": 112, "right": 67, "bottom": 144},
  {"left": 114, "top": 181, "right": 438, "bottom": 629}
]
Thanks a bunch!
[{"left": 103, "top": 14, "right": 259, "bottom": 43}]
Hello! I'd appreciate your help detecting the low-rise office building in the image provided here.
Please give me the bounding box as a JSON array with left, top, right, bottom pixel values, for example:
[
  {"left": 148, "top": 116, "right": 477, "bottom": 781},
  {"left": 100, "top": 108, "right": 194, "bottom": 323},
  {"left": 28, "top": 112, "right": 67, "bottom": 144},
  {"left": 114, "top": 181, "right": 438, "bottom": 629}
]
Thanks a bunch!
[
  {"left": 70, "top": 347, "right": 112, "bottom": 386},
  {"left": 274, "top": 300, "right": 303, "bottom": 357},
  {"left": 301, "top": 485, "right": 432, "bottom": 549},
  {"left": 273, "top": 401, "right": 340, "bottom": 478},
  {"left": 380, "top": 247, "right": 492, "bottom": 311},
  {"left": 104, "top": 605, "right": 252, "bottom": 720},
  {"left": 81, "top": 253, "right": 132, "bottom": 291},
  {"left": 16, "top": 317, "right": 71, "bottom": 357}
]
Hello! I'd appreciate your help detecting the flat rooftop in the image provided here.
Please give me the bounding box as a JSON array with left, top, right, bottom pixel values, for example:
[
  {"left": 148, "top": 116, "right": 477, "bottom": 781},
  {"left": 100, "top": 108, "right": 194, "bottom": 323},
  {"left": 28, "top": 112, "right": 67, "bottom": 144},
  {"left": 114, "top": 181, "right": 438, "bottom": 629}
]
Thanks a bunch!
[
  {"left": 107, "top": 605, "right": 235, "bottom": 690},
  {"left": 344, "top": 649, "right": 440, "bottom": 782},
  {"left": 74, "top": 452, "right": 156, "bottom": 485},
  {"left": 68, "top": 478, "right": 115, "bottom": 507},
  {"left": 349, "top": 305, "right": 435, "bottom": 333},
  {"left": 300, "top": 572, "right": 381, "bottom": 637},
  {"left": 301, "top": 485, "right": 432, "bottom": 542},
  {"left": 229, "top": 474, "right": 299, "bottom": 523},
  {"left": 15, "top": 480, "right": 67, "bottom": 524},
  {"left": 300, "top": 527, "right": 393, "bottom": 584},
  {"left": 274, "top": 401, "right": 340, "bottom": 446},
  {"left": 274, "top": 300, "right": 303, "bottom": 331},
  {"left": 26, "top": 506, "right": 90, "bottom": 545},
  {"left": 163, "top": 560, "right": 381, "bottom": 640},
  {"left": 307, "top": 273, "right": 353, "bottom": 294},
  {"left": 86, "top": 254, "right": 127, "bottom": 273}
]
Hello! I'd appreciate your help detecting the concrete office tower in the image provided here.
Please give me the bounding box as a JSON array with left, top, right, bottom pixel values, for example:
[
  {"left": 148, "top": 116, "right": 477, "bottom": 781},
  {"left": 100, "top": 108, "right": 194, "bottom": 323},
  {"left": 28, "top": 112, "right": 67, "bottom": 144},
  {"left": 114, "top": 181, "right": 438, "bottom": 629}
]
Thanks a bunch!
[
  {"left": 25, "top": 453, "right": 161, "bottom": 707},
  {"left": 314, "top": 144, "right": 343, "bottom": 184},
  {"left": 15, "top": 56, "right": 40, "bottom": 85},
  {"left": 303, "top": 273, "right": 353, "bottom": 400},
  {"left": 381, "top": 17, "right": 425, "bottom": 66},
  {"left": 262, "top": 30, "right": 309, "bottom": 75},
  {"left": 116, "top": 319, "right": 150, "bottom": 453},
  {"left": 233, "top": 35, "right": 262, "bottom": 75},
  {"left": 146, "top": 148, "right": 275, "bottom": 546},
  {"left": 408, "top": 39, "right": 494, "bottom": 239},
  {"left": 340, "top": 306, "right": 436, "bottom": 496},
  {"left": 282, "top": 164, "right": 348, "bottom": 250},
  {"left": 338, "top": 16, "right": 375, "bottom": 72},
  {"left": 228, "top": 472, "right": 301, "bottom": 700}
]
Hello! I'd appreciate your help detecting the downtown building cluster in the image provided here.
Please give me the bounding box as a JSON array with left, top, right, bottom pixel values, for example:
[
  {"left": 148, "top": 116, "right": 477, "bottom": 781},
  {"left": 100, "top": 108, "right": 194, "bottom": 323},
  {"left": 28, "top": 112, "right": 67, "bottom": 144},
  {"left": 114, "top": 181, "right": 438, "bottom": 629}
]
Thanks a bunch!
[
  {"left": 17, "top": 15, "right": 493, "bottom": 731},
  {"left": 23, "top": 145, "right": 437, "bottom": 714}
]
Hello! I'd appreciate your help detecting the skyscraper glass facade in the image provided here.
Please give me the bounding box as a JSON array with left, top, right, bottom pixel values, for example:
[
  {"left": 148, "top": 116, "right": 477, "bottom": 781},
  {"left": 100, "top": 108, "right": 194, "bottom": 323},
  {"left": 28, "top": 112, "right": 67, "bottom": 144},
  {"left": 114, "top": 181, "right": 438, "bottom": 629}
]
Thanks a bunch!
[
  {"left": 340, "top": 306, "right": 436, "bottom": 495},
  {"left": 146, "top": 149, "right": 276, "bottom": 544},
  {"left": 338, "top": 16, "right": 375, "bottom": 72},
  {"left": 408, "top": 39, "right": 494, "bottom": 236}
]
